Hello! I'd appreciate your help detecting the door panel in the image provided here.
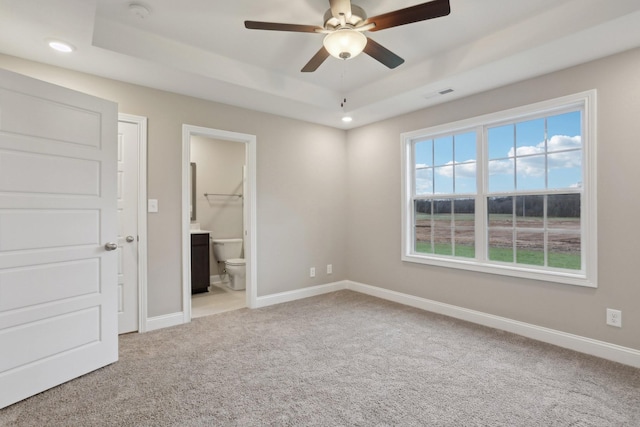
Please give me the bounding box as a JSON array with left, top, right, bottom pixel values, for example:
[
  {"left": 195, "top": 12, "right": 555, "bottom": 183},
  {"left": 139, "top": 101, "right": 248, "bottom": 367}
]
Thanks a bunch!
[
  {"left": 0, "top": 150, "right": 100, "bottom": 195},
  {"left": 0, "top": 209, "right": 99, "bottom": 250},
  {"left": 0, "top": 307, "right": 100, "bottom": 372},
  {"left": 0, "top": 68, "right": 118, "bottom": 409},
  {"left": 0, "top": 88, "right": 101, "bottom": 146},
  {"left": 0, "top": 259, "right": 99, "bottom": 311}
]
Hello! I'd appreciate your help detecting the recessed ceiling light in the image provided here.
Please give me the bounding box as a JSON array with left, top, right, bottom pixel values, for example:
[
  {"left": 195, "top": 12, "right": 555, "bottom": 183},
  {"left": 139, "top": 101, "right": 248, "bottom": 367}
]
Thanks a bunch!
[
  {"left": 342, "top": 116, "right": 353, "bottom": 123},
  {"left": 48, "top": 40, "right": 75, "bottom": 53}
]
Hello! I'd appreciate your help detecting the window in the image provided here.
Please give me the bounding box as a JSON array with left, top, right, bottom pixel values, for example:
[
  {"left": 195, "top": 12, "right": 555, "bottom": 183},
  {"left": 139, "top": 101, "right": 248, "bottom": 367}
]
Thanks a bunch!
[{"left": 401, "top": 91, "right": 596, "bottom": 287}]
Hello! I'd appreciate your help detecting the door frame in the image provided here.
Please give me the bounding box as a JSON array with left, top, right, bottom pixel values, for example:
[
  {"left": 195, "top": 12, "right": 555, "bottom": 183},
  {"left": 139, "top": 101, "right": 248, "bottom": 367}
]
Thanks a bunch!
[
  {"left": 118, "top": 113, "right": 149, "bottom": 332},
  {"left": 181, "top": 125, "right": 257, "bottom": 321}
]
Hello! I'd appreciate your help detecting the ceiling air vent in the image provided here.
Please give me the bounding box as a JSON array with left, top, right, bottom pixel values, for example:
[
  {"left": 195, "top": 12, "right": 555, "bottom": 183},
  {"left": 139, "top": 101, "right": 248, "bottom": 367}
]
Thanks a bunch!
[{"left": 424, "top": 88, "right": 454, "bottom": 99}]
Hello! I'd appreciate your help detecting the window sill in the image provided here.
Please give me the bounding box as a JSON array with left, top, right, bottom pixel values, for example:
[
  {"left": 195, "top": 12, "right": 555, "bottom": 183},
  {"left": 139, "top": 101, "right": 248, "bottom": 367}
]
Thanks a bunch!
[{"left": 402, "top": 253, "right": 596, "bottom": 288}]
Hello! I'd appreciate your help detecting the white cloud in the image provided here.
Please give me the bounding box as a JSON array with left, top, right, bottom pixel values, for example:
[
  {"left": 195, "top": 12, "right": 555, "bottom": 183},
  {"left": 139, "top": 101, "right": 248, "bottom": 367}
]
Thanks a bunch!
[
  {"left": 548, "top": 135, "right": 581, "bottom": 152},
  {"left": 436, "top": 164, "right": 454, "bottom": 178},
  {"left": 517, "top": 155, "right": 546, "bottom": 177},
  {"left": 415, "top": 168, "right": 432, "bottom": 194},
  {"left": 508, "top": 135, "right": 580, "bottom": 158},
  {"left": 488, "top": 158, "right": 513, "bottom": 175},
  {"left": 435, "top": 161, "right": 476, "bottom": 178},
  {"left": 491, "top": 135, "right": 581, "bottom": 176},
  {"left": 417, "top": 135, "right": 581, "bottom": 184}
]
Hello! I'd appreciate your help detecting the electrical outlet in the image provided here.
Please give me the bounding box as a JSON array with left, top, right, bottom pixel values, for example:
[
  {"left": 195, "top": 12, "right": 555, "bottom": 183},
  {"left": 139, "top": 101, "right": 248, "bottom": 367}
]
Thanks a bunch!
[
  {"left": 606, "top": 308, "right": 622, "bottom": 327},
  {"left": 310, "top": 267, "right": 315, "bottom": 278},
  {"left": 327, "top": 264, "right": 333, "bottom": 274}
]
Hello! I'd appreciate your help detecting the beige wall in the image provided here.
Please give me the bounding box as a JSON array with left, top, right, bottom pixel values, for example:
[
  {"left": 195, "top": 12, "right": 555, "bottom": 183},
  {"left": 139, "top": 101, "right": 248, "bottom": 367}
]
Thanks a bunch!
[
  {"left": 346, "top": 47, "right": 640, "bottom": 350},
  {"left": 1, "top": 47, "right": 638, "bottom": 352},
  {"left": 190, "top": 136, "right": 245, "bottom": 241},
  {"left": 0, "top": 53, "right": 348, "bottom": 316}
]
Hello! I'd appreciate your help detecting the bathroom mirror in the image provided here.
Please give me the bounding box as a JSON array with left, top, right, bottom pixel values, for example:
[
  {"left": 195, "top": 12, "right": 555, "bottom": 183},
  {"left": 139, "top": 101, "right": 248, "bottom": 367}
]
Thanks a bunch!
[{"left": 190, "top": 162, "right": 196, "bottom": 221}]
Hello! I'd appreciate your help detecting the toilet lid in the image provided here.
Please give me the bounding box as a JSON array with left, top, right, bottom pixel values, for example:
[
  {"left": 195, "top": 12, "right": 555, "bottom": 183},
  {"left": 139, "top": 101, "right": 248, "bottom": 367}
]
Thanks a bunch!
[{"left": 226, "top": 258, "right": 245, "bottom": 266}]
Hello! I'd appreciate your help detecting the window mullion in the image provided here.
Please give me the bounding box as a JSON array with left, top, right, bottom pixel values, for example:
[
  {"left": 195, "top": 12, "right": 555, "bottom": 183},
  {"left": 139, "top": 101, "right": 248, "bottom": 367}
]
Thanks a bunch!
[
  {"left": 476, "top": 124, "right": 487, "bottom": 262},
  {"left": 543, "top": 195, "right": 549, "bottom": 267},
  {"left": 411, "top": 140, "right": 417, "bottom": 198}
]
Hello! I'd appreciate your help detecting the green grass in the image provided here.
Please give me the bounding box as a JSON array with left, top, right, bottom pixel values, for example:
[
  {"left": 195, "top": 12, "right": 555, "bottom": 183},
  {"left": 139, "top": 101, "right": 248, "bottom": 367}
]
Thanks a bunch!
[
  {"left": 415, "top": 242, "right": 474, "bottom": 258},
  {"left": 548, "top": 252, "right": 581, "bottom": 269},
  {"left": 415, "top": 242, "right": 581, "bottom": 270}
]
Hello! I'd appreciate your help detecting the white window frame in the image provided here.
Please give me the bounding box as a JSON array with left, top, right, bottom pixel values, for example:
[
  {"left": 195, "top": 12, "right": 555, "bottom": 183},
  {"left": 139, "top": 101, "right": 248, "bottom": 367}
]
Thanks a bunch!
[{"left": 401, "top": 90, "right": 597, "bottom": 287}]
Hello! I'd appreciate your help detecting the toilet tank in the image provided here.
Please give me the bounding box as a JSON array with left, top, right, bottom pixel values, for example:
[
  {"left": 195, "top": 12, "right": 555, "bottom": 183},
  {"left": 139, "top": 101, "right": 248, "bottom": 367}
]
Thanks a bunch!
[{"left": 211, "top": 238, "right": 243, "bottom": 262}]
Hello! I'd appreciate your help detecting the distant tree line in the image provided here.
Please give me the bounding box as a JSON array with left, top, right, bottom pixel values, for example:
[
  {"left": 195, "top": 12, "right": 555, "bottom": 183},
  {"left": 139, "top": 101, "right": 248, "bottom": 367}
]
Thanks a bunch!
[
  {"left": 416, "top": 194, "right": 580, "bottom": 218},
  {"left": 415, "top": 198, "right": 474, "bottom": 215}
]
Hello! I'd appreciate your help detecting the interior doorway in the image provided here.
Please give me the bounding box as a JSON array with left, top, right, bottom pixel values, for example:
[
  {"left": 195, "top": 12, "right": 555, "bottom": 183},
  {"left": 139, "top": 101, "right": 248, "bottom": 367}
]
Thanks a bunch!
[
  {"left": 181, "top": 125, "right": 257, "bottom": 322},
  {"left": 190, "top": 135, "right": 246, "bottom": 317}
]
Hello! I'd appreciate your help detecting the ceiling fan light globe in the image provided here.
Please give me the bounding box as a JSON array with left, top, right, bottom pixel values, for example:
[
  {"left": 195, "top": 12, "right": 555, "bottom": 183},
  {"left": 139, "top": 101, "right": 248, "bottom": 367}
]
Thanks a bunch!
[{"left": 323, "top": 29, "right": 367, "bottom": 60}]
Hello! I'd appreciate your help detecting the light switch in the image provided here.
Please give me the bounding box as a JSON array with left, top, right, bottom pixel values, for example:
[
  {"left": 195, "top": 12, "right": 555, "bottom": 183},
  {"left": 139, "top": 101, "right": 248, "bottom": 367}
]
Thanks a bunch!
[{"left": 148, "top": 199, "right": 158, "bottom": 213}]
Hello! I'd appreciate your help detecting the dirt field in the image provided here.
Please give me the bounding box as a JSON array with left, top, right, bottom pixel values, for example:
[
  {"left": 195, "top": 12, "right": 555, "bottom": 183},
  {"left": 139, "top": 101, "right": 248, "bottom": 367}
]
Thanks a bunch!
[{"left": 415, "top": 216, "right": 580, "bottom": 254}]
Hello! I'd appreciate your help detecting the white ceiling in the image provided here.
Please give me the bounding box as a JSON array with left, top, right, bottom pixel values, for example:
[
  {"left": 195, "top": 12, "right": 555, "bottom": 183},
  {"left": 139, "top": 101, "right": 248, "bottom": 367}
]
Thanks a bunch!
[{"left": 1, "top": 0, "right": 640, "bottom": 129}]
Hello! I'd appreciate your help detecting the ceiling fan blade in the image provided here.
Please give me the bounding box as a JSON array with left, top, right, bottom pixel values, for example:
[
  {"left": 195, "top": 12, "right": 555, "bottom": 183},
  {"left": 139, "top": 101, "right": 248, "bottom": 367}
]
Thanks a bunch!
[
  {"left": 365, "top": 0, "right": 450, "bottom": 32},
  {"left": 363, "top": 38, "right": 404, "bottom": 69},
  {"left": 301, "top": 47, "right": 331, "bottom": 72},
  {"left": 245, "top": 21, "right": 322, "bottom": 33},
  {"left": 329, "top": 0, "right": 352, "bottom": 20}
]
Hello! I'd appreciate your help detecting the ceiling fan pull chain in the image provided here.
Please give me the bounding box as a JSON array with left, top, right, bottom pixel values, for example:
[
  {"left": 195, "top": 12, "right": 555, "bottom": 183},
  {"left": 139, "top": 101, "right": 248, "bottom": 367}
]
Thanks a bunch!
[{"left": 340, "top": 63, "right": 347, "bottom": 109}]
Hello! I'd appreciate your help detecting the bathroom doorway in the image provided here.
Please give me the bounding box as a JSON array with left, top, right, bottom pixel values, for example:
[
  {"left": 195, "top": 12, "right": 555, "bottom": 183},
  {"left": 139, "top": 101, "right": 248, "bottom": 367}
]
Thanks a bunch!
[{"left": 181, "top": 125, "right": 257, "bottom": 321}]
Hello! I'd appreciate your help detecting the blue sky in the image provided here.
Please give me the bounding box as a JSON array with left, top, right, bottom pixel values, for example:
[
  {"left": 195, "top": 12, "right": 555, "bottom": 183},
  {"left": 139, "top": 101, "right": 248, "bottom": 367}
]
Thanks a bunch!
[{"left": 415, "top": 110, "right": 582, "bottom": 195}]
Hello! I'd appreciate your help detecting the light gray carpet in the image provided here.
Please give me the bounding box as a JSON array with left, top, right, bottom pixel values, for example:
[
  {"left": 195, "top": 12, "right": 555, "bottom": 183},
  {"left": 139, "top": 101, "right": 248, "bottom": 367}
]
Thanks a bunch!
[{"left": 2, "top": 290, "right": 639, "bottom": 426}]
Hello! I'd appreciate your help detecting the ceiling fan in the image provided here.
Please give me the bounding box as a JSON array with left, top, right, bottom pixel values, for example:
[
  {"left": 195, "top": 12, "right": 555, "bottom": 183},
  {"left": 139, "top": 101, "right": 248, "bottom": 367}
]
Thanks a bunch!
[{"left": 244, "top": 0, "right": 451, "bottom": 72}]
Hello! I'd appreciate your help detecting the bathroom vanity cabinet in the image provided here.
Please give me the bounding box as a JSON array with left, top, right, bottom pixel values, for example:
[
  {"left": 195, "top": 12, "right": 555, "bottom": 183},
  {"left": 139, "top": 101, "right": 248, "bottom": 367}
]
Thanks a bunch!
[{"left": 191, "top": 232, "right": 210, "bottom": 294}]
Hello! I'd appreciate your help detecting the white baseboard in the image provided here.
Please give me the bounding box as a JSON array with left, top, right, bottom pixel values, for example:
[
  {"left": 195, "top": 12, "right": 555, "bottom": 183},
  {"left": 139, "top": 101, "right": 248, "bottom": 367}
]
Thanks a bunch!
[
  {"left": 144, "top": 282, "right": 346, "bottom": 333},
  {"left": 254, "top": 280, "right": 347, "bottom": 308},
  {"left": 345, "top": 280, "right": 640, "bottom": 368},
  {"left": 210, "top": 274, "right": 226, "bottom": 285},
  {"left": 141, "top": 279, "right": 640, "bottom": 368},
  {"left": 145, "top": 312, "right": 185, "bottom": 332}
]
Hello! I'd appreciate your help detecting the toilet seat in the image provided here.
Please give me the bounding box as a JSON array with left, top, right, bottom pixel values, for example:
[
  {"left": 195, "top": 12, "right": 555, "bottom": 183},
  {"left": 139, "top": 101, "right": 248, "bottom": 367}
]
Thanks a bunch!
[{"left": 226, "top": 258, "right": 245, "bottom": 266}]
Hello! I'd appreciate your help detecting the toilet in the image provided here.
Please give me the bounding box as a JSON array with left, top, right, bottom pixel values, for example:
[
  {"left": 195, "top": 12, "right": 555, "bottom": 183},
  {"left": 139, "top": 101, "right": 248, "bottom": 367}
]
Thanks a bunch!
[{"left": 211, "top": 238, "right": 246, "bottom": 290}]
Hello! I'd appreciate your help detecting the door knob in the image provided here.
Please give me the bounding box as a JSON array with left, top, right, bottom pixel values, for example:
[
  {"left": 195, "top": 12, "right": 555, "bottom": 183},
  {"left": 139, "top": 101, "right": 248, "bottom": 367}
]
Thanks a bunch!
[
  {"left": 104, "top": 242, "right": 118, "bottom": 251},
  {"left": 126, "top": 235, "right": 135, "bottom": 243}
]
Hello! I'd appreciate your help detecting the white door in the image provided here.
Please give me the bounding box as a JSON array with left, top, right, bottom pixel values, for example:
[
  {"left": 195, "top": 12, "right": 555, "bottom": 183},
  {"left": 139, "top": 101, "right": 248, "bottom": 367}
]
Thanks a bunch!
[
  {"left": 0, "top": 69, "right": 118, "bottom": 408},
  {"left": 117, "top": 117, "right": 142, "bottom": 334}
]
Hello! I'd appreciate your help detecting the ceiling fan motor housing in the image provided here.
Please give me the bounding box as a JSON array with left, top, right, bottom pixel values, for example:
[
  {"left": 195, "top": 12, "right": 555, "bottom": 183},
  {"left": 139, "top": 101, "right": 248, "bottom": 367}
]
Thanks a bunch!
[{"left": 323, "top": 4, "right": 367, "bottom": 29}]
